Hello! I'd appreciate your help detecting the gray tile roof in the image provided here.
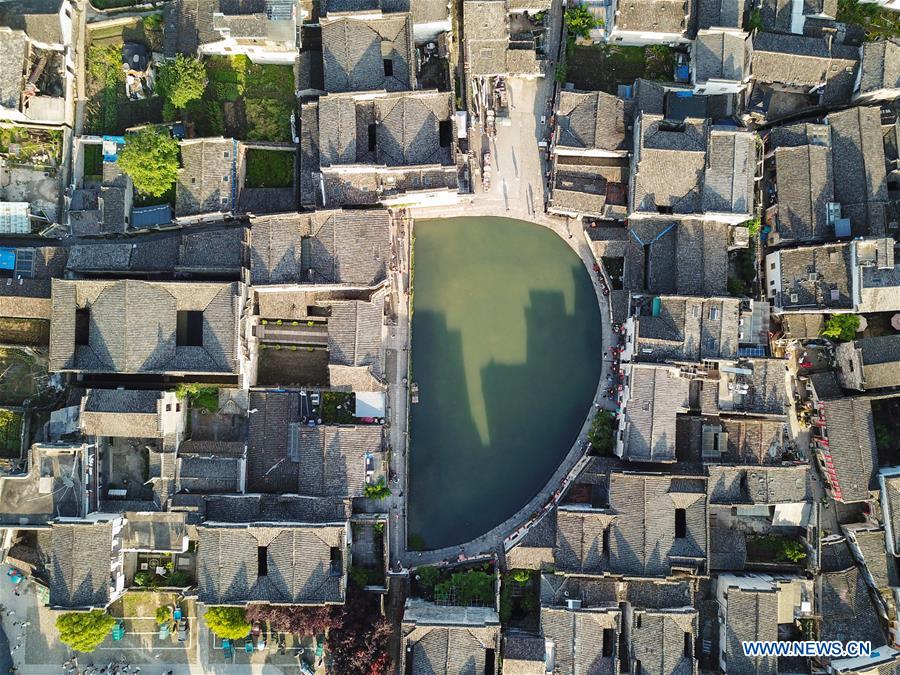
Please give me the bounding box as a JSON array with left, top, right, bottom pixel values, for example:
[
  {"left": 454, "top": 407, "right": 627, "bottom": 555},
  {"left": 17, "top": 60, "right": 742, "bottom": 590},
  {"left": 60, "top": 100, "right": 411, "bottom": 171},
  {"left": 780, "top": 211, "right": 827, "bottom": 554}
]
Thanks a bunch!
[
  {"left": 295, "top": 424, "right": 384, "bottom": 497},
  {"left": 0, "top": 28, "right": 27, "bottom": 110},
  {"left": 320, "top": 164, "right": 458, "bottom": 207},
  {"left": 504, "top": 635, "right": 545, "bottom": 674},
  {"left": 327, "top": 298, "right": 384, "bottom": 373},
  {"left": 821, "top": 397, "right": 877, "bottom": 503},
  {"left": 820, "top": 566, "right": 886, "bottom": 646},
  {"left": 702, "top": 126, "right": 755, "bottom": 216},
  {"left": 620, "top": 364, "right": 691, "bottom": 462},
  {"left": 556, "top": 90, "right": 626, "bottom": 153},
  {"left": 463, "top": 0, "right": 543, "bottom": 76},
  {"left": 49, "top": 279, "right": 242, "bottom": 375},
  {"left": 0, "top": 0, "right": 66, "bottom": 44},
  {"left": 706, "top": 464, "right": 811, "bottom": 504},
  {"left": 615, "top": 0, "right": 691, "bottom": 34},
  {"left": 751, "top": 32, "right": 859, "bottom": 105},
  {"left": 541, "top": 606, "right": 620, "bottom": 674},
  {"left": 197, "top": 523, "right": 347, "bottom": 605},
  {"left": 693, "top": 30, "right": 750, "bottom": 84},
  {"left": 177, "top": 454, "right": 244, "bottom": 493},
  {"left": 630, "top": 610, "right": 698, "bottom": 675},
  {"left": 48, "top": 521, "right": 113, "bottom": 609},
  {"left": 246, "top": 391, "right": 384, "bottom": 496},
  {"left": 250, "top": 210, "right": 391, "bottom": 286},
  {"left": 402, "top": 623, "right": 501, "bottom": 675},
  {"left": 882, "top": 474, "right": 900, "bottom": 556},
  {"left": 375, "top": 92, "right": 453, "bottom": 166},
  {"left": 715, "top": 417, "right": 788, "bottom": 464},
  {"left": 632, "top": 115, "right": 708, "bottom": 215},
  {"left": 120, "top": 512, "right": 186, "bottom": 552},
  {"left": 606, "top": 473, "right": 707, "bottom": 576},
  {"left": 203, "top": 493, "right": 351, "bottom": 523},
  {"left": 175, "top": 138, "right": 236, "bottom": 217},
  {"left": 81, "top": 389, "right": 165, "bottom": 437},
  {"left": 835, "top": 334, "right": 900, "bottom": 391},
  {"left": 774, "top": 242, "right": 853, "bottom": 310},
  {"left": 760, "top": 0, "right": 836, "bottom": 33},
  {"left": 773, "top": 144, "right": 834, "bottom": 242},
  {"left": 850, "top": 528, "right": 898, "bottom": 591},
  {"left": 722, "top": 587, "right": 778, "bottom": 675},
  {"left": 697, "top": 0, "right": 746, "bottom": 28},
  {"left": 632, "top": 296, "right": 741, "bottom": 363},
  {"left": 99, "top": 186, "right": 128, "bottom": 234},
  {"left": 827, "top": 107, "right": 889, "bottom": 237},
  {"left": 622, "top": 219, "right": 733, "bottom": 296},
  {"left": 549, "top": 161, "right": 628, "bottom": 219},
  {"left": 857, "top": 237, "right": 900, "bottom": 313},
  {"left": 555, "top": 507, "right": 616, "bottom": 574},
  {"left": 859, "top": 39, "right": 900, "bottom": 96},
  {"left": 321, "top": 14, "right": 414, "bottom": 93}
]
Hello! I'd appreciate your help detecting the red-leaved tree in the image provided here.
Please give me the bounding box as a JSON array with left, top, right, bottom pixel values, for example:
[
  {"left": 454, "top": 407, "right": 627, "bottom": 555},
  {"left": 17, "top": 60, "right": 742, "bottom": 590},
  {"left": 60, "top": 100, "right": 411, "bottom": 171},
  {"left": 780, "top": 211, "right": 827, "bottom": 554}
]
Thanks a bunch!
[{"left": 245, "top": 604, "right": 342, "bottom": 637}]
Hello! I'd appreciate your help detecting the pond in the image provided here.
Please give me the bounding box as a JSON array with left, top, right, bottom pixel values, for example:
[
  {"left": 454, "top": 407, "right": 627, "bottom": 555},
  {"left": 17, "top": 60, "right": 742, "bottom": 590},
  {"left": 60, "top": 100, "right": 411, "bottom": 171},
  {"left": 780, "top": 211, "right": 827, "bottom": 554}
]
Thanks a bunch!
[{"left": 408, "top": 217, "right": 603, "bottom": 550}]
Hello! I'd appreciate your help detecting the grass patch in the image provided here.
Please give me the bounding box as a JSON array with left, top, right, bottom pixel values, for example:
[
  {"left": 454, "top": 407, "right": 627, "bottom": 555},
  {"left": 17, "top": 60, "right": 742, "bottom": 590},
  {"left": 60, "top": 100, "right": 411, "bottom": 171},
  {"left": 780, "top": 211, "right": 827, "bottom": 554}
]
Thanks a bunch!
[
  {"left": 0, "top": 348, "right": 49, "bottom": 406},
  {"left": 175, "top": 384, "right": 219, "bottom": 413},
  {"left": 321, "top": 391, "right": 356, "bottom": 424},
  {"left": 0, "top": 127, "right": 62, "bottom": 165},
  {"left": 189, "top": 56, "right": 294, "bottom": 141},
  {"left": 565, "top": 44, "right": 674, "bottom": 93},
  {"left": 244, "top": 149, "right": 294, "bottom": 188},
  {"left": 83, "top": 143, "right": 103, "bottom": 177},
  {"left": 0, "top": 410, "right": 22, "bottom": 455},
  {"left": 0, "top": 318, "right": 49, "bottom": 346}
]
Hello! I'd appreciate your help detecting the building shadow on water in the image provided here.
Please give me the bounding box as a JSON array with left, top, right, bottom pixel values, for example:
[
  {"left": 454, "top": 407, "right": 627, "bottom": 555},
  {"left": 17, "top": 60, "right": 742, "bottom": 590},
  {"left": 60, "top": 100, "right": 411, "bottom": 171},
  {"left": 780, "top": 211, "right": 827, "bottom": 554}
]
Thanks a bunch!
[{"left": 409, "top": 268, "right": 602, "bottom": 550}]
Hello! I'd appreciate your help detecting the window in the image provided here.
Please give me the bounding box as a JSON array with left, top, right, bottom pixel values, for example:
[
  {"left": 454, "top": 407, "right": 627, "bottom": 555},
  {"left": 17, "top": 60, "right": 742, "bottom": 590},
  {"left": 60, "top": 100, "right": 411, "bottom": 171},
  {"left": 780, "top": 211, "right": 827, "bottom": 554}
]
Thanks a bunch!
[
  {"left": 684, "top": 633, "right": 693, "bottom": 658},
  {"left": 708, "top": 306, "right": 720, "bottom": 321},
  {"left": 602, "top": 628, "right": 614, "bottom": 657},
  {"left": 223, "top": 151, "right": 229, "bottom": 158},
  {"left": 656, "top": 204, "right": 673, "bottom": 214},
  {"left": 191, "top": 177, "right": 196, "bottom": 184},
  {"left": 222, "top": 175, "right": 229, "bottom": 182},
  {"left": 675, "top": 508, "right": 687, "bottom": 538},
  {"left": 176, "top": 403, "right": 181, "bottom": 412},
  {"left": 368, "top": 123, "right": 377, "bottom": 152},
  {"left": 165, "top": 404, "right": 172, "bottom": 412},
  {"left": 770, "top": 262, "right": 776, "bottom": 270},
  {"left": 383, "top": 58, "right": 394, "bottom": 76},
  {"left": 257, "top": 546, "right": 268, "bottom": 576},
  {"left": 75, "top": 308, "right": 90, "bottom": 346},
  {"left": 176, "top": 310, "right": 204, "bottom": 347}
]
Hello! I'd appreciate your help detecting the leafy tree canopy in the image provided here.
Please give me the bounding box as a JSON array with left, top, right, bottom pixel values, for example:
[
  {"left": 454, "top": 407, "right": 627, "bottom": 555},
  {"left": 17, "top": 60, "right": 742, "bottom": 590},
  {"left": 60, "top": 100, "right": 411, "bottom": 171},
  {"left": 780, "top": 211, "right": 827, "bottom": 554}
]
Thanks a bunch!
[
  {"left": 587, "top": 410, "right": 615, "bottom": 455},
  {"left": 118, "top": 127, "right": 180, "bottom": 198},
  {"left": 565, "top": 5, "right": 598, "bottom": 40},
  {"left": 56, "top": 611, "right": 116, "bottom": 653},
  {"left": 821, "top": 314, "right": 861, "bottom": 342},
  {"left": 204, "top": 606, "right": 251, "bottom": 640},
  {"left": 157, "top": 54, "right": 207, "bottom": 109},
  {"left": 246, "top": 604, "right": 342, "bottom": 636}
]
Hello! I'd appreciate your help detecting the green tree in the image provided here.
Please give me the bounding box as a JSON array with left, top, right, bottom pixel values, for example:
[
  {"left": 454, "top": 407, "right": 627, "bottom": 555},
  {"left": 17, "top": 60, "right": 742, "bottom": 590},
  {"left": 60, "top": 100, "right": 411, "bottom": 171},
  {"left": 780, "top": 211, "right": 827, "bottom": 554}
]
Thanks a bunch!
[
  {"left": 364, "top": 478, "right": 392, "bottom": 499},
  {"left": 204, "top": 606, "right": 251, "bottom": 640},
  {"left": 779, "top": 539, "right": 807, "bottom": 563},
  {"left": 554, "top": 63, "right": 567, "bottom": 84},
  {"left": 417, "top": 565, "right": 441, "bottom": 589},
  {"left": 821, "top": 314, "right": 861, "bottom": 342},
  {"left": 510, "top": 569, "right": 531, "bottom": 584},
  {"left": 56, "top": 611, "right": 116, "bottom": 652},
  {"left": 587, "top": 410, "right": 615, "bottom": 455},
  {"left": 564, "top": 5, "right": 599, "bottom": 41},
  {"left": 118, "top": 128, "right": 180, "bottom": 198},
  {"left": 158, "top": 54, "right": 207, "bottom": 109}
]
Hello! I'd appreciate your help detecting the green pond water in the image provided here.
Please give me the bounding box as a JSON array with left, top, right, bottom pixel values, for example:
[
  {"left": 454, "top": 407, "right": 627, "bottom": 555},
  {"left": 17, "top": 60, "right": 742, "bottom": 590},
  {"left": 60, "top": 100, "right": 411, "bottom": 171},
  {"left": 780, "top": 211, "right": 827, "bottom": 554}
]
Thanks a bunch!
[{"left": 408, "top": 217, "right": 603, "bottom": 550}]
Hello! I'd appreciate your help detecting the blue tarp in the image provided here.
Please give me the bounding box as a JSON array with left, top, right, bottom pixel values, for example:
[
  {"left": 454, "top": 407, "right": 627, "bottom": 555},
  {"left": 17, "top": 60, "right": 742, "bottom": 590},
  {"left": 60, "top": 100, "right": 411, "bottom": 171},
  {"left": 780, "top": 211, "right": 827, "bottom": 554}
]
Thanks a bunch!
[
  {"left": 0, "top": 249, "right": 15, "bottom": 271},
  {"left": 102, "top": 135, "right": 126, "bottom": 162}
]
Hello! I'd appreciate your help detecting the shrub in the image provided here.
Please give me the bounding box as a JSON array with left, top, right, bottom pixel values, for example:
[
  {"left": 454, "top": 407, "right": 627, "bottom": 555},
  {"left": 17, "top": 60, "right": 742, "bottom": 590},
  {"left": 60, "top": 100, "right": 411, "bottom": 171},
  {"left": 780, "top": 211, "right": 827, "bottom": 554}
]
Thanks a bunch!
[
  {"left": 510, "top": 569, "right": 531, "bottom": 584},
  {"left": 364, "top": 478, "right": 391, "bottom": 499},
  {"left": 56, "top": 611, "right": 116, "bottom": 652},
  {"left": 417, "top": 565, "right": 441, "bottom": 589},
  {"left": 167, "top": 570, "right": 190, "bottom": 587},
  {"left": 821, "top": 314, "right": 861, "bottom": 342},
  {"left": 156, "top": 606, "right": 172, "bottom": 625},
  {"left": 204, "top": 606, "right": 250, "bottom": 640},
  {"left": 780, "top": 539, "right": 808, "bottom": 563},
  {"left": 134, "top": 571, "right": 156, "bottom": 587}
]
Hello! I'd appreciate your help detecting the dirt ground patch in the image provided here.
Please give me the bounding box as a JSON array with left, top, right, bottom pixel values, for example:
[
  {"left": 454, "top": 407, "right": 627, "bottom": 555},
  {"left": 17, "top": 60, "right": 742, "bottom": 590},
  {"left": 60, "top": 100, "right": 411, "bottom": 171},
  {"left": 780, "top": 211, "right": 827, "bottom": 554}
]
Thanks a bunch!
[
  {"left": 565, "top": 44, "right": 674, "bottom": 93},
  {"left": 0, "top": 348, "right": 49, "bottom": 406},
  {"left": 0, "top": 318, "right": 50, "bottom": 346}
]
